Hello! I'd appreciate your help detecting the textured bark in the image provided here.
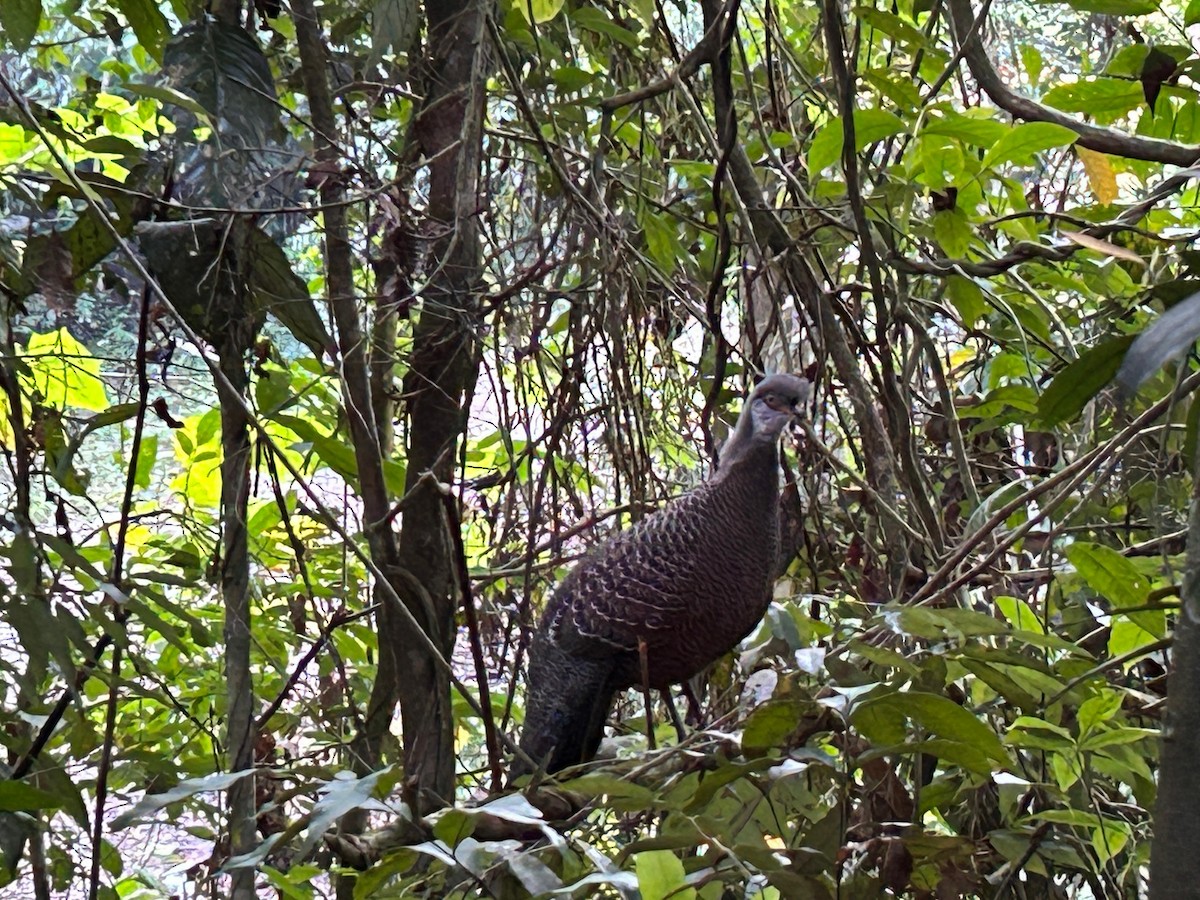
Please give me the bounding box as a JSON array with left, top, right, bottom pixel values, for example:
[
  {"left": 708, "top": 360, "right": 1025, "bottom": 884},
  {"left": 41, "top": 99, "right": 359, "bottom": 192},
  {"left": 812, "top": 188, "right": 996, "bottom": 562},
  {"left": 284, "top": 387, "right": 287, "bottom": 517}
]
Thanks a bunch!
[
  {"left": 382, "top": 0, "right": 490, "bottom": 808},
  {"left": 218, "top": 349, "right": 255, "bottom": 899},
  {"left": 1149, "top": 462, "right": 1200, "bottom": 899}
]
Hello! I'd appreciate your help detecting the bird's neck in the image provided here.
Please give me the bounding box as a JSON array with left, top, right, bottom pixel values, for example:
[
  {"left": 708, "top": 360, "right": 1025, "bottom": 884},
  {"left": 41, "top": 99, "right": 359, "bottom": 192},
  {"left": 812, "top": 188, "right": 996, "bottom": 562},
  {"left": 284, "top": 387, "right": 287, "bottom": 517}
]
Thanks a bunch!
[{"left": 711, "top": 429, "right": 780, "bottom": 486}]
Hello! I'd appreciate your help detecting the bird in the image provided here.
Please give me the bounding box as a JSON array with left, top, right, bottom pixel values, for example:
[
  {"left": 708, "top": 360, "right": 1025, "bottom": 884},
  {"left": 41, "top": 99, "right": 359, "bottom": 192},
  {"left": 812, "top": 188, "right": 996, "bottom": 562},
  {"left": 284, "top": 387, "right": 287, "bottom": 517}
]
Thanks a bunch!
[{"left": 516, "top": 374, "right": 811, "bottom": 775}]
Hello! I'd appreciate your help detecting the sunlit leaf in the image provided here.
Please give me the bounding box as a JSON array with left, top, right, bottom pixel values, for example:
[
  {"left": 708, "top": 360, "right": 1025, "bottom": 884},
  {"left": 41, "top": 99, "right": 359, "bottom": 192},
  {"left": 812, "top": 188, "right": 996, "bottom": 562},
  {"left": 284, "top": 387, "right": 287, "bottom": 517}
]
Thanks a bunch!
[
  {"left": 634, "top": 850, "right": 695, "bottom": 900},
  {"left": 982, "top": 122, "right": 1077, "bottom": 169},
  {"left": 24, "top": 328, "right": 109, "bottom": 412}
]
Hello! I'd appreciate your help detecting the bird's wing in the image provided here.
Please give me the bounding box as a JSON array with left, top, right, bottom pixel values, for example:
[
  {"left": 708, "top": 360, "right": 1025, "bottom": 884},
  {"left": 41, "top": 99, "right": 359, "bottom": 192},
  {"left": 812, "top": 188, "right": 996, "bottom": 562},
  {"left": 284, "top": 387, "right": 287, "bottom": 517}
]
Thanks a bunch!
[{"left": 546, "top": 491, "right": 715, "bottom": 656}]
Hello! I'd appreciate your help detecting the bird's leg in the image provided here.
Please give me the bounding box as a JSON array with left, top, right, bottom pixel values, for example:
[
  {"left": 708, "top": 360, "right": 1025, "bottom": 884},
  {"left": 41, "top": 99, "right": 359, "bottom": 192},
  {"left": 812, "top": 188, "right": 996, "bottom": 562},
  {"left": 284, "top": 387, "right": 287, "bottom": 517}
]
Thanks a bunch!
[
  {"left": 637, "top": 636, "right": 656, "bottom": 750},
  {"left": 662, "top": 688, "right": 687, "bottom": 742},
  {"left": 681, "top": 679, "right": 705, "bottom": 726}
]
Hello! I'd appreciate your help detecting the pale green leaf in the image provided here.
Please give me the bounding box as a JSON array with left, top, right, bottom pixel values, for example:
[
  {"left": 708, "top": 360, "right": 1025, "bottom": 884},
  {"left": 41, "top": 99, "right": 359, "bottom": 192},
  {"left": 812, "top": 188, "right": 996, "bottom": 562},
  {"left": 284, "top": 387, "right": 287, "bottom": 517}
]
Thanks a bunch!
[
  {"left": 635, "top": 850, "right": 695, "bottom": 900},
  {"left": 25, "top": 328, "right": 109, "bottom": 412},
  {"left": 982, "top": 122, "right": 1078, "bottom": 169}
]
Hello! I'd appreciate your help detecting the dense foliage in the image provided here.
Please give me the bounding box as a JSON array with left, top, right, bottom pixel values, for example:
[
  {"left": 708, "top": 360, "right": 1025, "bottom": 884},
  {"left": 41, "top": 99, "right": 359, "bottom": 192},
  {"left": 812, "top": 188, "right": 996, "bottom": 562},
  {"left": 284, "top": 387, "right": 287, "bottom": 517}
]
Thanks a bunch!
[{"left": 2, "top": 0, "right": 1200, "bottom": 896}]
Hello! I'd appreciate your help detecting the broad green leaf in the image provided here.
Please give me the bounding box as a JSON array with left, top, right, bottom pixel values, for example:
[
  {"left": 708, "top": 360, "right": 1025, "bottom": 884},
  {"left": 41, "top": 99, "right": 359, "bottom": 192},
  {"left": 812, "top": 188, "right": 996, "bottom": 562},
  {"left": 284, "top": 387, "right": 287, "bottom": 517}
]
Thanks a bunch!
[
  {"left": 0, "top": 781, "right": 60, "bottom": 813},
  {"left": 959, "top": 659, "right": 1038, "bottom": 711},
  {"left": 1078, "top": 691, "right": 1122, "bottom": 735},
  {"left": 852, "top": 691, "right": 1008, "bottom": 765},
  {"left": 517, "top": 0, "right": 565, "bottom": 23},
  {"left": 1043, "top": 79, "right": 1144, "bottom": 117},
  {"left": 133, "top": 434, "right": 158, "bottom": 489},
  {"left": 923, "top": 112, "right": 1009, "bottom": 147},
  {"left": 25, "top": 328, "right": 109, "bottom": 412},
  {"left": 113, "top": 0, "right": 168, "bottom": 59},
  {"left": 1091, "top": 821, "right": 1130, "bottom": 865},
  {"left": 571, "top": 7, "right": 640, "bottom": 48},
  {"left": 634, "top": 850, "right": 695, "bottom": 900},
  {"left": 853, "top": 109, "right": 906, "bottom": 148},
  {"left": 0, "top": 0, "right": 41, "bottom": 52},
  {"left": 1108, "top": 617, "right": 1164, "bottom": 659},
  {"left": 1056, "top": 0, "right": 1156, "bottom": 13},
  {"left": 1079, "top": 727, "right": 1157, "bottom": 752},
  {"left": 1188, "top": 0, "right": 1200, "bottom": 26},
  {"left": 854, "top": 7, "right": 927, "bottom": 48},
  {"left": 1021, "top": 45, "right": 1044, "bottom": 84},
  {"left": 1037, "top": 336, "right": 1134, "bottom": 426},
  {"left": 742, "top": 698, "right": 804, "bottom": 753},
  {"left": 809, "top": 109, "right": 904, "bottom": 176},
  {"left": 932, "top": 209, "right": 971, "bottom": 258},
  {"left": 1065, "top": 542, "right": 1145, "bottom": 608},
  {"left": 1005, "top": 716, "right": 1074, "bottom": 751},
  {"left": 808, "top": 119, "right": 844, "bottom": 174},
  {"left": 551, "top": 774, "right": 654, "bottom": 804},
  {"left": 946, "top": 276, "right": 986, "bottom": 325},
  {"left": 995, "top": 596, "right": 1044, "bottom": 634},
  {"left": 551, "top": 65, "right": 593, "bottom": 92},
  {"left": 641, "top": 211, "right": 682, "bottom": 276},
  {"left": 1065, "top": 543, "right": 1162, "bottom": 638},
  {"left": 982, "top": 122, "right": 1078, "bottom": 169},
  {"left": 120, "top": 82, "right": 212, "bottom": 120}
]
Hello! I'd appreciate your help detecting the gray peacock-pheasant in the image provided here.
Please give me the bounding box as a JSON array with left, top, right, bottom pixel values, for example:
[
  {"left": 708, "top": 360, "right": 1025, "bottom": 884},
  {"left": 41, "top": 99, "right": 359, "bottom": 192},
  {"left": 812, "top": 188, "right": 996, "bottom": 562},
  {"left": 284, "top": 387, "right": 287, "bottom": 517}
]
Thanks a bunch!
[{"left": 516, "top": 373, "right": 811, "bottom": 775}]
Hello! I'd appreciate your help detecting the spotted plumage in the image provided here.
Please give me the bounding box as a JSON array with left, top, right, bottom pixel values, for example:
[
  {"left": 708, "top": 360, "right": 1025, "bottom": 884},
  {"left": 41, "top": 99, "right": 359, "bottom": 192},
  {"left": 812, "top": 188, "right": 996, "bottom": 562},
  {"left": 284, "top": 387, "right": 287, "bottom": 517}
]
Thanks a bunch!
[{"left": 517, "top": 374, "right": 811, "bottom": 774}]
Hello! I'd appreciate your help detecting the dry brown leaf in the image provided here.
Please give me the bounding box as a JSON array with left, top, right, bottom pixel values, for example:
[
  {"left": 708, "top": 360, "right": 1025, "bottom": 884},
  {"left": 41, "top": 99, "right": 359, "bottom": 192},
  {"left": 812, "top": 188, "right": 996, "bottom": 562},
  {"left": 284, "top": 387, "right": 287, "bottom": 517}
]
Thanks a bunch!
[{"left": 1062, "top": 230, "right": 1144, "bottom": 265}]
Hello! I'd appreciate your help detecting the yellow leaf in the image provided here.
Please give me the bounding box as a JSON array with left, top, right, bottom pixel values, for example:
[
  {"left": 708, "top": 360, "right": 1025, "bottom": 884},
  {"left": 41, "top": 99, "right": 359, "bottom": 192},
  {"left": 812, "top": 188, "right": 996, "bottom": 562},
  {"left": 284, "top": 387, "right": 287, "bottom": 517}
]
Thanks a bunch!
[{"left": 1076, "top": 146, "right": 1118, "bottom": 204}]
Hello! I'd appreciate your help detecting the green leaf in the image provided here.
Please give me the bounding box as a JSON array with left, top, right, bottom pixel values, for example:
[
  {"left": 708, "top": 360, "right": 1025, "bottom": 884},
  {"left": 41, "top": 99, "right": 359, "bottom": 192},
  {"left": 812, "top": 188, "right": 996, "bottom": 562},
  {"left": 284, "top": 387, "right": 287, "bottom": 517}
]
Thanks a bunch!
[
  {"left": 1066, "top": 542, "right": 1163, "bottom": 637},
  {"left": 25, "top": 328, "right": 109, "bottom": 412},
  {"left": 808, "top": 109, "right": 904, "bottom": 176},
  {"left": 0, "top": 782, "right": 60, "bottom": 813},
  {"left": 923, "top": 112, "right": 1009, "bottom": 147},
  {"left": 1055, "top": 0, "right": 1156, "bottom": 13},
  {"left": 634, "top": 850, "right": 695, "bottom": 900},
  {"left": 1037, "top": 336, "right": 1134, "bottom": 426},
  {"left": 1077, "top": 691, "right": 1122, "bottom": 735},
  {"left": 120, "top": 82, "right": 212, "bottom": 121},
  {"left": 641, "top": 211, "right": 682, "bottom": 276},
  {"left": 517, "top": 0, "right": 566, "bottom": 23},
  {"left": 854, "top": 7, "right": 927, "bottom": 48},
  {"left": 571, "top": 7, "right": 640, "bottom": 48},
  {"left": 853, "top": 109, "right": 906, "bottom": 148},
  {"left": 1187, "top": 0, "right": 1200, "bottom": 26},
  {"left": 1020, "top": 45, "right": 1044, "bottom": 84},
  {"left": 852, "top": 691, "right": 1009, "bottom": 766},
  {"left": 995, "top": 596, "right": 1044, "bottom": 634},
  {"left": 551, "top": 65, "right": 593, "bottom": 92},
  {"left": 113, "top": 0, "right": 168, "bottom": 59},
  {"left": 932, "top": 209, "right": 971, "bottom": 258},
  {"left": 946, "top": 276, "right": 986, "bottom": 326},
  {"left": 982, "top": 122, "right": 1078, "bottom": 169},
  {"left": 1043, "top": 79, "right": 1144, "bottom": 117},
  {"left": 808, "top": 120, "right": 844, "bottom": 175},
  {"left": 133, "top": 434, "right": 158, "bottom": 489},
  {"left": 1108, "top": 618, "right": 1163, "bottom": 659},
  {"left": 741, "top": 698, "right": 803, "bottom": 753},
  {"left": 0, "top": 0, "right": 41, "bottom": 52}
]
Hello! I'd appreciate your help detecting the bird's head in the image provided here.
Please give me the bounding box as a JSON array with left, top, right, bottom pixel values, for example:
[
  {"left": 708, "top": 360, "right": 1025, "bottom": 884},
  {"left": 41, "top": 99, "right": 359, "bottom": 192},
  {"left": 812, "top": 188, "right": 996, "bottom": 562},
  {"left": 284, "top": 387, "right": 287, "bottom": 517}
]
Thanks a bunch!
[{"left": 747, "top": 373, "right": 810, "bottom": 440}]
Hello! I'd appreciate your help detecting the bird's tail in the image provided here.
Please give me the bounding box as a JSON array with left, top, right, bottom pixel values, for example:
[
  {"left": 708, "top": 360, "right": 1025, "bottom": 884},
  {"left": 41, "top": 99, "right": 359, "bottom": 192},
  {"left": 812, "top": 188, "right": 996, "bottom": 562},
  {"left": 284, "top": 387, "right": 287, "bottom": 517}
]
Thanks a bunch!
[{"left": 514, "top": 634, "right": 616, "bottom": 777}]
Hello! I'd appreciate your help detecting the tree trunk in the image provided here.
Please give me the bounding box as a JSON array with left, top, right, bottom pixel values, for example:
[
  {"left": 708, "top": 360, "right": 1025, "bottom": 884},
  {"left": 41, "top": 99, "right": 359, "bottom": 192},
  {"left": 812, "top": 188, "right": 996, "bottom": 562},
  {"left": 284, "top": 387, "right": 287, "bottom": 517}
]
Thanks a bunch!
[
  {"left": 1149, "top": 455, "right": 1200, "bottom": 899},
  {"left": 363, "top": 0, "right": 490, "bottom": 812},
  {"left": 218, "top": 348, "right": 255, "bottom": 899}
]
